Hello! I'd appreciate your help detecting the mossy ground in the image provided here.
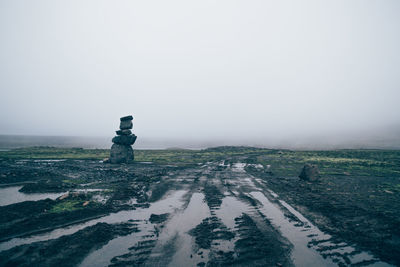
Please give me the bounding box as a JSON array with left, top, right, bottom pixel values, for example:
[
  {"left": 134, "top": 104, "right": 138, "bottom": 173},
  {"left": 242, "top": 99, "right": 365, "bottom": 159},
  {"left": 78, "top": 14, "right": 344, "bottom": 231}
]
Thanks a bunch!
[
  {"left": 1, "top": 146, "right": 399, "bottom": 178},
  {"left": 2, "top": 146, "right": 399, "bottom": 207},
  {"left": 0, "top": 146, "right": 399, "bottom": 265},
  {"left": 50, "top": 199, "right": 83, "bottom": 213}
]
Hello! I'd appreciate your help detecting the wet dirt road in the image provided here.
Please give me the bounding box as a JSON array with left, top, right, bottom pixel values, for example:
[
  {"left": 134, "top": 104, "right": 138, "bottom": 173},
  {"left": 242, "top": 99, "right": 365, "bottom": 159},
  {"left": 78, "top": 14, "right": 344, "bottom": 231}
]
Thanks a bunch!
[{"left": 0, "top": 161, "right": 393, "bottom": 266}]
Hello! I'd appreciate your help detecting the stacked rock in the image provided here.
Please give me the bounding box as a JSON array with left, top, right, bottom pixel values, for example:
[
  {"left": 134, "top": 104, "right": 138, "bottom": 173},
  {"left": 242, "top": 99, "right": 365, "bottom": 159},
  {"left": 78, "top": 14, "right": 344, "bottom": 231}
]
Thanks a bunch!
[{"left": 109, "top": 115, "right": 137, "bottom": 163}]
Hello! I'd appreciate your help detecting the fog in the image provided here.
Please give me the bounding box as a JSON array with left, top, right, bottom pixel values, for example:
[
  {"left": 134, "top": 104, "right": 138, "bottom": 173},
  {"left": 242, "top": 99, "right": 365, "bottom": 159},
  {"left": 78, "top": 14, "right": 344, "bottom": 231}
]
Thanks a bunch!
[{"left": 1, "top": 1, "right": 399, "bottom": 149}]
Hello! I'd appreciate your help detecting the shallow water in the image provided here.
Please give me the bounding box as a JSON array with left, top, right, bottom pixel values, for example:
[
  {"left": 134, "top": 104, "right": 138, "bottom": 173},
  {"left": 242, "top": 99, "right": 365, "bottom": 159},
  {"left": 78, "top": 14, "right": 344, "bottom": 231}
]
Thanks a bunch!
[
  {"left": 250, "top": 191, "right": 336, "bottom": 267},
  {"left": 234, "top": 163, "right": 392, "bottom": 267},
  {"left": 79, "top": 222, "right": 155, "bottom": 267},
  {"left": 79, "top": 190, "right": 189, "bottom": 267},
  {"left": 0, "top": 190, "right": 187, "bottom": 252},
  {"left": 0, "top": 162, "right": 394, "bottom": 267},
  {"left": 165, "top": 193, "right": 211, "bottom": 267},
  {"left": 0, "top": 186, "right": 66, "bottom": 206}
]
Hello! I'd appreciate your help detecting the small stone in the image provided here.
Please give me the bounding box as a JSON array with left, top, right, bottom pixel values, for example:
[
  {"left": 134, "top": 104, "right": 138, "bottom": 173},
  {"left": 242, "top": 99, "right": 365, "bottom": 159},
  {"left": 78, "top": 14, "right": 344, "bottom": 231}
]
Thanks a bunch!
[
  {"left": 109, "top": 143, "right": 134, "bottom": 163},
  {"left": 299, "top": 164, "right": 320, "bottom": 181},
  {"left": 116, "top": 129, "right": 132, "bottom": 135},
  {"left": 59, "top": 193, "right": 69, "bottom": 200},
  {"left": 120, "top": 120, "right": 133, "bottom": 130},
  {"left": 112, "top": 134, "right": 137, "bottom": 145},
  {"left": 120, "top": 115, "right": 133, "bottom": 121}
]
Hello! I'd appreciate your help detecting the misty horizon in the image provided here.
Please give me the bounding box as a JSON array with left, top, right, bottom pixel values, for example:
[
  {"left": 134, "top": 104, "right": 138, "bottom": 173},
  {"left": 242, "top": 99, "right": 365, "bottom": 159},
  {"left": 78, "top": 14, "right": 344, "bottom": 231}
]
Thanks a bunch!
[
  {"left": 1, "top": 123, "right": 399, "bottom": 150},
  {"left": 1, "top": 1, "right": 400, "bottom": 148}
]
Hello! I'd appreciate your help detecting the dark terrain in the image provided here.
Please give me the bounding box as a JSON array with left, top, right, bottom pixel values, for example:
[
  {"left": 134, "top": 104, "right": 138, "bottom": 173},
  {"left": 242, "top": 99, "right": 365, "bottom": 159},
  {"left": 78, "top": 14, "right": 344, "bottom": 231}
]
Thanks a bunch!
[{"left": 0, "top": 147, "right": 399, "bottom": 266}]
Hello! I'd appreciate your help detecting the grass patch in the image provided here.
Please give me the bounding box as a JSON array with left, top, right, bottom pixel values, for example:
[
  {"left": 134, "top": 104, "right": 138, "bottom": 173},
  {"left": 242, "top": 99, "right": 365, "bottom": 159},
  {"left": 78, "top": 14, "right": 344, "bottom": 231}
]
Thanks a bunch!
[
  {"left": 0, "top": 147, "right": 108, "bottom": 160},
  {"left": 62, "top": 179, "right": 85, "bottom": 184},
  {"left": 1, "top": 146, "right": 399, "bottom": 177},
  {"left": 49, "top": 200, "right": 83, "bottom": 213}
]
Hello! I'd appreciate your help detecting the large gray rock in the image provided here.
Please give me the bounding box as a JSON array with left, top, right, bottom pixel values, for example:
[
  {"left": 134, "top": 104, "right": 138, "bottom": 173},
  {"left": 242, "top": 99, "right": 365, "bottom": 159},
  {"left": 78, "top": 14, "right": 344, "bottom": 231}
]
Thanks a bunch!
[
  {"left": 109, "top": 143, "right": 134, "bottom": 163},
  {"left": 120, "top": 120, "right": 133, "bottom": 130},
  {"left": 112, "top": 135, "right": 137, "bottom": 145},
  {"left": 299, "top": 164, "right": 320, "bottom": 181}
]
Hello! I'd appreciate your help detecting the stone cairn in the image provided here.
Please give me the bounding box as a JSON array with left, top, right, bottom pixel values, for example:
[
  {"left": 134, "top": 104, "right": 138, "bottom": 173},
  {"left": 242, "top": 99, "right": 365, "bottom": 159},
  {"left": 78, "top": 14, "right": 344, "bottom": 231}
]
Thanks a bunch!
[{"left": 109, "top": 115, "right": 137, "bottom": 163}]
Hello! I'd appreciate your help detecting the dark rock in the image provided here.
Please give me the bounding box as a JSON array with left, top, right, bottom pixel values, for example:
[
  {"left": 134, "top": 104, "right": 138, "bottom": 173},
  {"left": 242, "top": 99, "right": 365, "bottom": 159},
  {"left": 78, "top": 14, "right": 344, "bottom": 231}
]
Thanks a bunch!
[
  {"left": 109, "top": 144, "right": 134, "bottom": 164},
  {"left": 120, "top": 115, "right": 133, "bottom": 121},
  {"left": 116, "top": 129, "right": 132, "bottom": 136},
  {"left": 120, "top": 120, "right": 133, "bottom": 130},
  {"left": 149, "top": 213, "right": 169, "bottom": 224},
  {"left": 299, "top": 164, "right": 320, "bottom": 181},
  {"left": 112, "top": 135, "right": 137, "bottom": 145}
]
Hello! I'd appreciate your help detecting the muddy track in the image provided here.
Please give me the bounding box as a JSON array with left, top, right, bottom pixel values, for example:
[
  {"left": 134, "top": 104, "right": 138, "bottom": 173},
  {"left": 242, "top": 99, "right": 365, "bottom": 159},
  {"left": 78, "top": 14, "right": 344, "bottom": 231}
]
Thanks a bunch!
[{"left": 0, "top": 160, "right": 394, "bottom": 266}]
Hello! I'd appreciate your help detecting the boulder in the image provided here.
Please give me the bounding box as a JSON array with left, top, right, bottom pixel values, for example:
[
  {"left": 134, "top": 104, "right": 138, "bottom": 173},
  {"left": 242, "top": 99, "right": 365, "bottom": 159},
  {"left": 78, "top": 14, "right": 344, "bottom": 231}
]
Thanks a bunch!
[
  {"left": 299, "top": 164, "right": 320, "bottom": 181},
  {"left": 109, "top": 143, "right": 134, "bottom": 163},
  {"left": 112, "top": 134, "right": 137, "bottom": 145},
  {"left": 120, "top": 120, "right": 133, "bottom": 130},
  {"left": 120, "top": 115, "right": 133, "bottom": 121},
  {"left": 116, "top": 129, "right": 132, "bottom": 136}
]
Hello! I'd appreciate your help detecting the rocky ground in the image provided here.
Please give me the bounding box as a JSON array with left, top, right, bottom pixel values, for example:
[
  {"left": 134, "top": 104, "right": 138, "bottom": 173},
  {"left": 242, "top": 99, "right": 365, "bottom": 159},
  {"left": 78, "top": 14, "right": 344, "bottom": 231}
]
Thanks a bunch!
[{"left": 0, "top": 147, "right": 399, "bottom": 266}]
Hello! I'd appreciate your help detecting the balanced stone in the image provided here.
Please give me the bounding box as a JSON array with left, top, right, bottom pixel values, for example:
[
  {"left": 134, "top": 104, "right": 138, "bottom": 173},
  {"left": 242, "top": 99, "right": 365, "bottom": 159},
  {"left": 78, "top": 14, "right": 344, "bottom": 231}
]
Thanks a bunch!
[
  {"left": 120, "top": 120, "right": 133, "bottom": 130},
  {"left": 120, "top": 115, "right": 133, "bottom": 121},
  {"left": 112, "top": 135, "right": 137, "bottom": 145},
  {"left": 116, "top": 129, "right": 132, "bottom": 136},
  {"left": 110, "top": 144, "right": 134, "bottom": 163},
  {"left": 108, "top": 114, "right": 137, "bottom": 164}
]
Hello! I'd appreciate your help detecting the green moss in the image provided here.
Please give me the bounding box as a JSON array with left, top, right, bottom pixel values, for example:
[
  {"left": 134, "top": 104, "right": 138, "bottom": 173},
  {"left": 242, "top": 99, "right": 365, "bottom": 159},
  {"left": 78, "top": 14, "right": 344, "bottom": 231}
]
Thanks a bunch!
[
  {"left": 1, "top": 146, "right": 399, "bottom": 177},
  {"left": 49, "top": 200, "right": 83, "bottom": 213},
  {"left": 0, "top": 147, "right": 108, "bottom": 160},
  {"left": 62, "top": 179, "right": 85, "bottom": 184}
]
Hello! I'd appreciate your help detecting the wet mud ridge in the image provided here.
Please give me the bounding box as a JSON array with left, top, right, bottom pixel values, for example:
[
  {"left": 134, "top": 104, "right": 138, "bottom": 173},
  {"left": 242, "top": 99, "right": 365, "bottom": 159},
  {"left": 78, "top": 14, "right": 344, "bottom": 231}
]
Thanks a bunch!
[{"left": 0, "top": 158, "right": 395, "bottom": 266}]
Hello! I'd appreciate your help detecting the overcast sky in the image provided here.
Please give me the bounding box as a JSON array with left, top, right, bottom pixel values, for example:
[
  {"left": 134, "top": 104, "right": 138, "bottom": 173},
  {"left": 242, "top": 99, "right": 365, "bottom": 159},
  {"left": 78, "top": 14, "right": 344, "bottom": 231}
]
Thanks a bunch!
[{"left": 0, "top": 1, "right": 399, "bottom": 147}]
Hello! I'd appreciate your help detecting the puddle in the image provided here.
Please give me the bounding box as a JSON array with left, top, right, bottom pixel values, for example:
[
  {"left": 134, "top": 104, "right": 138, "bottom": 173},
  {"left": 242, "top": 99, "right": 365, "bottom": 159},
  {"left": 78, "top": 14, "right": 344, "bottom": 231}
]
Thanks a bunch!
[
  {"left": 247, "top": 163, "right": 264, "bottom": 169},
  {"left": 0, "top": 161, "right": 394, "bottom": 267},
  {"left": 214, "top": 196, "right": 250, "bottom": 229},
  {"left": 211, "top": 195, "right": 252, "bottom": 260},
  {"left": 250, "top": 191, "right": 392, "bottom": 267},
  {"left": 250, "top": 191, "right": 336, "bottom": 267},
  {"left": 0, "top": 190, "right": 188, "bottom": 252},
  {"left": 225, "top": 163, "right": 392, "bottom": 266},
  {"left": 231, "top": 163, "right": 246, "bottom": 172},
  {"left": 81, "top": 191, "right": 207, "bottom": 267},
  {"left": 73, "top": 189, "right": 104, "bottom": 193},
  {"left": 79, "top": 222, "right": 155, "bottom": 267},
  {"left": 92, "top": 194, "right": 110, "bottom": 204},
  {"left": 146, "top": 192, "right": 211, "bottom": 267},
  {"left": 0, "top": 186, "right": 66, "bottom": 207}
]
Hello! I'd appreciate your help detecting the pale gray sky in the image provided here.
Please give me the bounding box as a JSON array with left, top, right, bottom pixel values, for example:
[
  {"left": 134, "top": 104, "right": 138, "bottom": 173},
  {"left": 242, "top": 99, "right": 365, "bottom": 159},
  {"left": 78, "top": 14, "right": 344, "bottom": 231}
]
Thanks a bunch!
[{"left": 0, "top": 1, "right": 399, "bottom": 147}]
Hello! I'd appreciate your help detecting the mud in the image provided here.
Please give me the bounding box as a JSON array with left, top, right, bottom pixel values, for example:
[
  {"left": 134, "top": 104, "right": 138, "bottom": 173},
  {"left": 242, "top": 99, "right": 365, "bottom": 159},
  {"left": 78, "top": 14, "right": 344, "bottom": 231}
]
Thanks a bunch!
[
  {"left": 0, "top": 193, "right": 108, "bottom": 240},
  {"left": 0, "top": 222, "right": 139, "bottom": 267},
  {"left": 0, "top": 150, "right": 397, "bottom": 266},
  {"left": 149, "top": 213, "right": 169, "bottom": 224},
  {"left": 247, "top": 167, "right": 400, "bottom": 266},
  {"left": 189, "top": 217, "right": 235, "bottom": 249}
]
